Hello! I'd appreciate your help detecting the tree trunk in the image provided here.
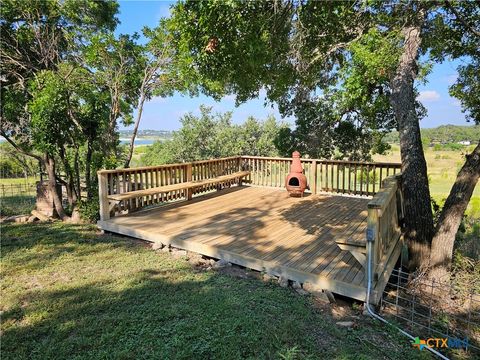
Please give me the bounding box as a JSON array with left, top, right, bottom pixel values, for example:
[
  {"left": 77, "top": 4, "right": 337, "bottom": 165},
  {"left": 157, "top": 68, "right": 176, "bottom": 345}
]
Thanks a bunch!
[
  {"left": 58, "top": 146, "right": 78, "bottom": 206},
  {"left": 390, "top": 10, "right": 434, "bottom": 270},
  {"left": 74, "top": 146, "right": 81, "bottom": 201},
  {"left": 85, "top": 140, "right": 93, "bottom": 200},
  {"left": 429, "top": 142, "right": 480, "bottom": 281},
  {"left": 124, "top": 92, "right": 146, "bottom": 168},
  {"left": 45, "top": 154, "right": 69, "bottom": 221}
]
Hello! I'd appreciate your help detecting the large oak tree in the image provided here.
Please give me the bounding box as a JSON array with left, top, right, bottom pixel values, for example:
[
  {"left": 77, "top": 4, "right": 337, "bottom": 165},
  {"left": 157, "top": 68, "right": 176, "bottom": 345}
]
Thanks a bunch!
[
  {"left": 164, "top": 0, "right": 480, "bottom": 274},
  {"left": 0, "top": 0, "right": 142, "bottom": 220}
]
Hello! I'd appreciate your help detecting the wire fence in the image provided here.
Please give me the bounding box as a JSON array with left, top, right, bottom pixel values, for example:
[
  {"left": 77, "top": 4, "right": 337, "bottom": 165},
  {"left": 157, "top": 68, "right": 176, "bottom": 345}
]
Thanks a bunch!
[
  {"left": 379, "top": 267, "right": 480, "bottom": 356},
  {"left": 0, "top": 183, "right": 37, "bottom": 216},
  {"left": 0, "top": 183, "right": 37, "bottom": 197}
]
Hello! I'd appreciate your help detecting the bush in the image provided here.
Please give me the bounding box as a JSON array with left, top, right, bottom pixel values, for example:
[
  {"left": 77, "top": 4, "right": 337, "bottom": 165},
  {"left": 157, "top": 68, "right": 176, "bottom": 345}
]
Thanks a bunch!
[
  {"left": 356, "top": 168, "right": 377, "bottom": 185},
  {"left": 78, "top": 197, "right": 100, "bottom": 223},
  {"left": 432, "top": 143, "right": 465, "bottom": 151},
  {"left": 141, "top": 107, "right": 286, "bottom": 166}
]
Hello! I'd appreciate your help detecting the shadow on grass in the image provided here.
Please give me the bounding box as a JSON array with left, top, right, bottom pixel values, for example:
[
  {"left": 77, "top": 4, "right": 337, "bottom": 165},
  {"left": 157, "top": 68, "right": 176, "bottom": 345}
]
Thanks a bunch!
[
  {"left": 1, "top": 222, "right": 136, "bottom": 272},
  {"left": 0, "top": 194, "right": 35, "bottom": 216},
  {"left": 1, "top": 222, "right": 432, "bottom": 360}
]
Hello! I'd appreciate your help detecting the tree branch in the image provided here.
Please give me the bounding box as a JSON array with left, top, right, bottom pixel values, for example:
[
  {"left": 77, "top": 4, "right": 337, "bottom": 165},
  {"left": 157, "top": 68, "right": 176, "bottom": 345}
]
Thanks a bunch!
[
  {"left": 444, "top": 1, "right": 480, "bottom": 38},
  {"left": 0, "top": 130, "right": 43, "bottom": 162}
]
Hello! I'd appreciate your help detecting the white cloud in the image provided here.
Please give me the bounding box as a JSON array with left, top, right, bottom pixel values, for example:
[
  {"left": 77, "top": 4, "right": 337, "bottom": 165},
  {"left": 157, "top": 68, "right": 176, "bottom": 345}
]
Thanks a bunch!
[
  {"left": 222, "top": 94, "right": 236, "bottom": 102},
  {"left": 446, "top": 73, "right": 458, "bottom": 85},
  {"left": 418, "top": 90, "right": 440, "bottom": 102},
  {"left": 148, "top": 96, "right": 167, "bottom": 104}
]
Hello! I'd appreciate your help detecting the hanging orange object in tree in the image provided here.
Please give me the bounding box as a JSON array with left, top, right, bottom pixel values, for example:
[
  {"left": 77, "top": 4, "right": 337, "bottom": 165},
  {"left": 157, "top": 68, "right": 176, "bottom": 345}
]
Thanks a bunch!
[{"left": 205, "top": 37, "right": 219, "bottom": 53}]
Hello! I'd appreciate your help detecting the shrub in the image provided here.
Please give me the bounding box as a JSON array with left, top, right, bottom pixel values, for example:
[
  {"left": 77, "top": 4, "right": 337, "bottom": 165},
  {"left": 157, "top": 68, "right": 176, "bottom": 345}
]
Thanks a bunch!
[{"left": 78, "top": 197, "right": 100, "bottom": 223}]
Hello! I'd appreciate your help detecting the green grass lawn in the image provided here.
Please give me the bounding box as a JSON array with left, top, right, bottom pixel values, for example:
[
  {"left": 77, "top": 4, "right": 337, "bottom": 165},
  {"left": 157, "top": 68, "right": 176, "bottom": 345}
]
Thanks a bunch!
[
  {"left": 1, "top": 223, "right": 430, "bottom": 360},
  {"left": 0, "top": 194, "right": 36, "bottom": 217}
]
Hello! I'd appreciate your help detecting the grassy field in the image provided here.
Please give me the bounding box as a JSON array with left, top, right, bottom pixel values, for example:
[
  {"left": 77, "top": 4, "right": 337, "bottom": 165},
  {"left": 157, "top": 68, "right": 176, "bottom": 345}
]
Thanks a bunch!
[
  {"left": 0, "top": 177, "right": 38, "bottom": 185},
  {"left": 1, "top": 222, "right": 431, "bottom": 360},
  {"left": 373, "top": 146, "right": 480, "bottom": 218}
]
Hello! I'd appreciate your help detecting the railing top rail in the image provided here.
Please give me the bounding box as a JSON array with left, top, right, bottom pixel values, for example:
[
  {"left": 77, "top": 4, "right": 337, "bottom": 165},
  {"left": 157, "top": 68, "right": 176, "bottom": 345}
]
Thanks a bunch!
[
  {"left": 98, "top": 155, "right": 401, "bottom": 175},
  {"left": 240, "top": 155, "right": 401, "bottom": 167},
  {"left": 97, "top": 156, "right": 241, "bottom": 175},
  {"left": 368, "top": 175, "right": 401, "bottom": 210},
  {"left": 241, "top": 155, "right": 315, "bottom": 162}
]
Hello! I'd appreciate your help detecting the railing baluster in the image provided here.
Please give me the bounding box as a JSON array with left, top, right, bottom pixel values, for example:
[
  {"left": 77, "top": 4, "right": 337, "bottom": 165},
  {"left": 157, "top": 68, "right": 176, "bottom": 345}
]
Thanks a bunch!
[
  {"left": 325, "top": 163, "right": 329, "bottom": 192},
  {"left": 331, "top": 163, "right": 334, "bottom": 193},
  {"left": 366, "top": 164, "right": 370, "bottom": 196},
  {"left": 347, "top": 164, "right": 351, "bottom": 194},
  {"left": 359, "top": 165, "right": 364, "bottom": 196}
]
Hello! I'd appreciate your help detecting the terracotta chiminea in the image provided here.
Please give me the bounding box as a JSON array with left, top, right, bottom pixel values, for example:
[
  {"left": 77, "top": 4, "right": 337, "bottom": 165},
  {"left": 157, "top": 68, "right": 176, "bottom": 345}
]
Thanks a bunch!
[{"left": 285, "top": 151, "right": 308, "bottom": 197}]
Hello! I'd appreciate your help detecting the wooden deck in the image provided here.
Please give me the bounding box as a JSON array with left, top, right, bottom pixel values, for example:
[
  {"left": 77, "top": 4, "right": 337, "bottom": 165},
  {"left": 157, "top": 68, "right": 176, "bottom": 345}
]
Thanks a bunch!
[{"left": 98, "top": 185, "right": 378, "bottom": 301}]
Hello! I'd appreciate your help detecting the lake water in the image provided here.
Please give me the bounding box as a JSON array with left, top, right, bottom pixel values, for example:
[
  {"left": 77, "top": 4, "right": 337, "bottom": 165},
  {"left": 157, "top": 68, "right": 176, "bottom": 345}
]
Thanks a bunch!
[{"left": 119, "top": 138, "right": 155, "bottom": 145}]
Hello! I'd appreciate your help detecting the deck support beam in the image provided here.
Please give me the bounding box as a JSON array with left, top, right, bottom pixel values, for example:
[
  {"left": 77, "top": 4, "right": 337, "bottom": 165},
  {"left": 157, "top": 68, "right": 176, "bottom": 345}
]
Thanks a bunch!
[{"left": 337, "top": 244, "right": 367, "bottom": 269}]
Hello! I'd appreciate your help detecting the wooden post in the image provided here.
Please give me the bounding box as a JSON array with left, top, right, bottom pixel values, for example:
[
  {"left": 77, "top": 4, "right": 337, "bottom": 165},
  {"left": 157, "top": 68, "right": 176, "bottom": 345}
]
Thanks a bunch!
[
  {"left": 186, "top": 163, "right": 193, "bottom": 200},
  {"left": 311, "top": 160, "right": 317, "bottom": 194},
  {"left": 237, "top": 157, "right": 243, "bottom": 186},
  {"left": 366, "top": 206, "right": 379, "bottom": 286},
  {"left": 98, "top": 172, "right": 110, "bottom": 221}
]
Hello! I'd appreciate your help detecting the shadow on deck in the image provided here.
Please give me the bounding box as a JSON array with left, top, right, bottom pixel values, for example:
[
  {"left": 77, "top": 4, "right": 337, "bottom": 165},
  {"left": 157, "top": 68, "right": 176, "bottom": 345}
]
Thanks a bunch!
[{"left": 98, "top": 185, "right": 403, "bottom": 302}]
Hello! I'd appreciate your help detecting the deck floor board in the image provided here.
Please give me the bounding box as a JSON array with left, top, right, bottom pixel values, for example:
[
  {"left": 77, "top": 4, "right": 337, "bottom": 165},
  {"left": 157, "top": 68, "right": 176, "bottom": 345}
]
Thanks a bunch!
[{"left": 99, "top": 186, "right": 374, "bottom": 301}]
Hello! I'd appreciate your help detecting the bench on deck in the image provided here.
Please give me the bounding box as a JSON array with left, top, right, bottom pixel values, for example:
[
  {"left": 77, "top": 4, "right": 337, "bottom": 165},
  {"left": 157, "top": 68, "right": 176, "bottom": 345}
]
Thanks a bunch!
[{"left": 105, "top": 170, "right": 250, "bottom": 213}]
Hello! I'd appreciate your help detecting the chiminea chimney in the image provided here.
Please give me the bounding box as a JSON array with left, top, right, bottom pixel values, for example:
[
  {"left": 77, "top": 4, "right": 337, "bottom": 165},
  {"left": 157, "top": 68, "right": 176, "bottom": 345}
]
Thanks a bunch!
[{"left": 285, "top": 151, "right": 308, "bottom": 197}]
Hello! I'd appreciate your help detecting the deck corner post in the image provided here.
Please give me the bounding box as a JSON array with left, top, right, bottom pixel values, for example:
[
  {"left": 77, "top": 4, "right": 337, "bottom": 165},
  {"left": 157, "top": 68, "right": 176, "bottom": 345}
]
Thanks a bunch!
[
  {"left": 186, "top": 163, "right": 193, "bottom": 200},
  {"left": 237, "top": 156, "right": 243, "bottom": 185},
  {"left": 366, "top": 206, "right": 379, "bottom": 285},
  {"left": 98, "top": 171, "right": 110, "bottom": 221}
]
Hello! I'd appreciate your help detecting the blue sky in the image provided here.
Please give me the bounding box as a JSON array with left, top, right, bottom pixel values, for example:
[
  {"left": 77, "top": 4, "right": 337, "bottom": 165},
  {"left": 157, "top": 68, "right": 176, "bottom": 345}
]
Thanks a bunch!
[{"left": 116, "top": 1, "right": 469, "bottom": 131}]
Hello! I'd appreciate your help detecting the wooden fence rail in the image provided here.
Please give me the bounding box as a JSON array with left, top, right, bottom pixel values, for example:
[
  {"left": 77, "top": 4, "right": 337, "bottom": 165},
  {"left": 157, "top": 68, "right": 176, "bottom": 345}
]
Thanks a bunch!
[
  {"left": 98, "top": 157, "right": 242, "bottom": 217},
  {"left": 98, "top": 155, "right": 401, "bottom": 218},
  {"left": 240, "top": 156, "right": 401, "bottom": 196}
]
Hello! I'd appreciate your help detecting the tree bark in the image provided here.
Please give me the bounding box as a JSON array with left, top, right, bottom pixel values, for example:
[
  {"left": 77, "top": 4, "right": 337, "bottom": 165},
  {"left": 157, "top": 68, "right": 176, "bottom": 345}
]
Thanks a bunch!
[
  {"left": 390, "top": 10, "right": 434, "bottom": 270},
  {"left": 124, "top": 92, "right": 146, "bottom": 168},
  {"left": 74, "top": 147, "right": 81, "bottom": 201},
  {"left": 58, "top": 145, "right": 78, "bottom": 207},
  {"left": 85, "top": 140, "right": 93, "bottom": 200},
  {"left": 45, "top": 154, "right": 69, "bottom": 221},
  {"left": 429, "top": 142, "right": 480, "bottom": 281}
]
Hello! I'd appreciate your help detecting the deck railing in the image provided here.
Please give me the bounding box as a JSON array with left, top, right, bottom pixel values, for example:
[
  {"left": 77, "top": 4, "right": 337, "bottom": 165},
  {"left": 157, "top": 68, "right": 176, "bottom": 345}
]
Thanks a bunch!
[
  {"left": 97, "top": 157, "right": 241, "bottom": 215},
  {"left": 98, "top": 155, "right": 401, "bottom": 218},
  {"left": 366, "top": 174, "right": 404, "bottom": 286},
  {"left": 240, "top": 156, "right": 401, "bottom": 196}
]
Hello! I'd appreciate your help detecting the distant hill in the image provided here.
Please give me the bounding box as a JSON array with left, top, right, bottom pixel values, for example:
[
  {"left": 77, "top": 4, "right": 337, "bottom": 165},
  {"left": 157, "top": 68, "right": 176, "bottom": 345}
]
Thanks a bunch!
[
  {"left": 384, "top": 124, "right": 480, "bottom": 144},
  {"left": 118, "top": 129, "right": 173, "bottom": 140}
]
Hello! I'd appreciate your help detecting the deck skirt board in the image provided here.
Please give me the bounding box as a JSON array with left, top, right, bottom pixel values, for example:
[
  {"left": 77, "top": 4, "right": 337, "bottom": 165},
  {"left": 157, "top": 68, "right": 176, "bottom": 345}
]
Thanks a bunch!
[{"left": 98, "top": 186, "right": 399, "bottom": 302}]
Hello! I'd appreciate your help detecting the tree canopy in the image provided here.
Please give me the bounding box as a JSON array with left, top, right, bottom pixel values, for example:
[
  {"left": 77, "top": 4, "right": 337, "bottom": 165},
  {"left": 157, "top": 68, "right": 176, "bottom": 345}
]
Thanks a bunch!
[
  {"left": 0, "top": 0, "right": 143, "bottom": 219},
  {"left": 141, "top": 106, "right": 287, "bottom": 165},
  {"left": 164, "top": 0, "right": 480, "bottom": 272}
]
